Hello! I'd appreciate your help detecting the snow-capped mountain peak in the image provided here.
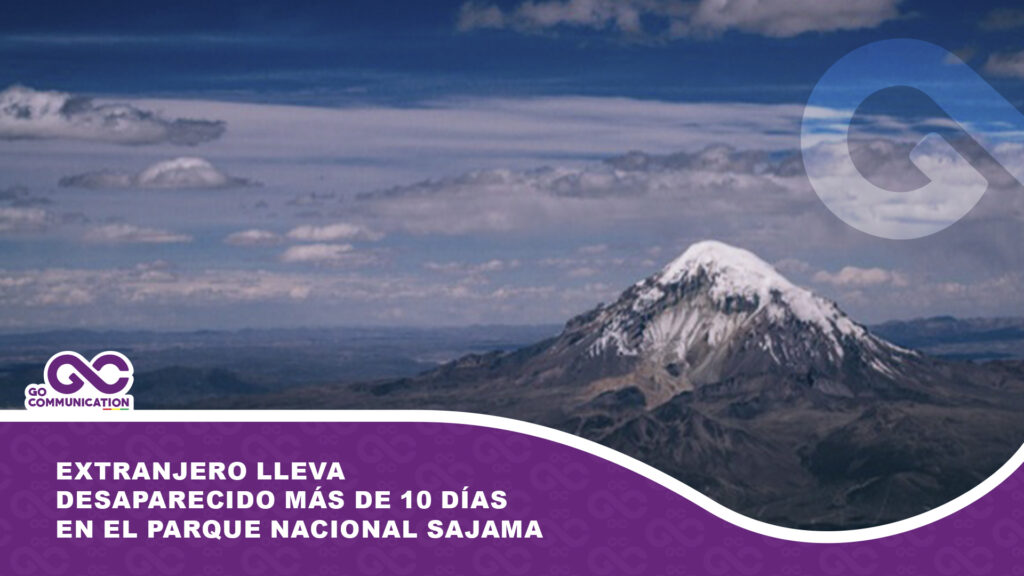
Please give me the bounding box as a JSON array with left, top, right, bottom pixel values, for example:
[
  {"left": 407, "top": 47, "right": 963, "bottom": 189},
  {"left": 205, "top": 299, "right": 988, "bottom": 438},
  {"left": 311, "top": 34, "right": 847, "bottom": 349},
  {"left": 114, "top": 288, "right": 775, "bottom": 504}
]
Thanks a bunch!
[
  {"left": 580, "top": 240, "right": 908, "bottom": 395},
  {"left": 647, "top": 240, "right": 863, "bottom": 340},
  {"left": 658, "top": 240, "right": 788, "bottom": 287}
]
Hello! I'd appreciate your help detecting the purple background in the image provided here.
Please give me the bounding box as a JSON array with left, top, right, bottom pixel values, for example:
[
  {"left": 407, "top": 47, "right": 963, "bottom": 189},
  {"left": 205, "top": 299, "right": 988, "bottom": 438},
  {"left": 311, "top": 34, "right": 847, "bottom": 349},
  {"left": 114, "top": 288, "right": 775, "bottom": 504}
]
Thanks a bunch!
[{"left": 1, "top": 421, "right": 1023, "bottom": 575}]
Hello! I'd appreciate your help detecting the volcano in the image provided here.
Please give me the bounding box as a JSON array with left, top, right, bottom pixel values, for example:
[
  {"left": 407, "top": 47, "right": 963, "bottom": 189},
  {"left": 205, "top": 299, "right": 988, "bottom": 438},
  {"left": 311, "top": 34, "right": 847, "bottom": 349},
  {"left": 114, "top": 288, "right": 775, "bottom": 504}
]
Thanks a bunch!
[
  {"left": 232, "top": 240, "right": 1024, "bottom": 529},
  {"left": 543, "top": 240, "right": 921, "bottom": 405}
]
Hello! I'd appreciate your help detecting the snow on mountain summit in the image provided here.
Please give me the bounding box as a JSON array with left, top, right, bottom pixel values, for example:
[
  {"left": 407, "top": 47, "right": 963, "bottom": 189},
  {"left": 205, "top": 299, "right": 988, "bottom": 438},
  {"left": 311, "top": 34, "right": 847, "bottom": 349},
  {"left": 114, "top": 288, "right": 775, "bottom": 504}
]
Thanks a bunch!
[
  {"left": 578, "top": 240, "right": 909, "bottom": 396},
  {"left": 648, "top": 240, "right": 864, "bottom": 341},
  {"left": 658, "top": 240, "right": 786, "bottom": 286}
]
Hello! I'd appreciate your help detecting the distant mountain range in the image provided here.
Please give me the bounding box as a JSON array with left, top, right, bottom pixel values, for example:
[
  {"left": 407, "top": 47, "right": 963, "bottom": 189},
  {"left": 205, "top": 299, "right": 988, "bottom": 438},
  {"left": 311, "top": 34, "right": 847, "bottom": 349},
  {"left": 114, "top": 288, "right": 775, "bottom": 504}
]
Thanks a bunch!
[
  {"left": 0, "top": 325, "right": 558, "bottom": 408},
  {"left": 872, "top": 316, "right": 1024, "bottom": 361},
  {"left": 207, "top": 241, "right": 1024, "bottom": 530}
]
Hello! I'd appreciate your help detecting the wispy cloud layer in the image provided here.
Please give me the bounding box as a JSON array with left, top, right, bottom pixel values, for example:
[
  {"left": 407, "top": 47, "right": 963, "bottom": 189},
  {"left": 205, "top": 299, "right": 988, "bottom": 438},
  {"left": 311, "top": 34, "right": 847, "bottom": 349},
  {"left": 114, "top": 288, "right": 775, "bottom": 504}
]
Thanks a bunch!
[
  {"left": 812, "top": 266, "right": 908, "bottom": 288},
  {"left": 279, "top": 243, "right": 376, "bottom": 266},
  {"left": 2, "top": 93, "right": 1023, "bottom": 329},
  {"left": 85, "top": 223, "right": 192, "bottom": 244},
  {"left": 458, "top": 0, "right": 904, "bottom": 39},
  {"left": 0, "top": 207, "right": 49, "bottom": 233},
  {"left": 2, "top": 253, "right": 1022, "bottom": 330},
  {"left": 353, "top": 146, "right": 810, "bottom": 235},
  {"left": 424, "top": 259, "right": 520, "bottom": 275},
  {"left": 0, "top": 262, "right": 313, "bottom": 308},
  {"left": 0, "top": 261, "right": 619, "bottom": 329},
  {"left": 287, "top": 223, "right": 384, "bottom": 242},
  {"left": 351, "top": 137, "right": 1021, "bottom": 245},
  {"left": 224, "top": 229, "right": 282, "bottom": 246},
  {"left": 984, "top": 51, "right": 1024, "bottom": 79},
  {"left": 0, "top": 85, "right": 225, "bottom": 145}
]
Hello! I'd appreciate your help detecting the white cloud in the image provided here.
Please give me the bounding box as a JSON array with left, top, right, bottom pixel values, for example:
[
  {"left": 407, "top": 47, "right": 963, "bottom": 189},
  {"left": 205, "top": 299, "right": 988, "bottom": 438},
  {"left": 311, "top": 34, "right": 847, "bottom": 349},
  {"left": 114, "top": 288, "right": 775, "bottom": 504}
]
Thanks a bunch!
[
  {"left": 280, "top": 243, "right": 356, "bottom": 264},
  {"left": 774, "top": 258, "right": 813, "bottom": 275},
  {"left": 0, "top": 207, "right": 49, "bottom": 232},
  {"left": 0, "top": 85, "right": 224, "bottom": 145},
  {"left": 85, "top": 224, "right": 193, "bottom": 244},
  {"left": 457, "top": 2, "right": 508, "bottom": 30},
  {"left": 355, "top": 146, "right": 811, "bottom": 235},
  {"left": 0, "top": 263, "right": 313, "bottom": 307},
  {"left": 538, "top": 253, "right": 634, "bottom": 279},
  {"left": 423, "top": 259, "right": 519, "bottom": 275},
  {"left": 813, "top": 266, "right": 908, "bottom": 288},
  {"left": 224, "top": 229, "right": 282, "bottom": 246},
  {"left": 4, "top": 91, "right": 1023, "bottom": 328},
  {"left": 458, "top": 0, "right": 904, "bottom": 38},
  {"left": 286, "top": 222, "right": 384, "bottom": 242},
  {"left": 685, "top": 0, "right": 903, "bottom": 38},
  {"left": 459, "top": 0, "right": 652, "bottom": 34},
  {"left": 102, "top": 97, "right": 807, "bottom": 193},
  {"left": 60, "top": 157, "right": 254, "bottom": 190},
  {"left": 800, "top": 137, "right": 990, "bottom": 240},
  {"left": 823, "top": 272, "right": 1024, "bottom": 323},
  {"left": 984, "top": 51, "right": 1024, "bottom": 79},
  {"left": 0, "top": 262, "right": 619, "bottom": 329},
  {"left": 577, "top": 244, "right": 608, "bottom": 255}
]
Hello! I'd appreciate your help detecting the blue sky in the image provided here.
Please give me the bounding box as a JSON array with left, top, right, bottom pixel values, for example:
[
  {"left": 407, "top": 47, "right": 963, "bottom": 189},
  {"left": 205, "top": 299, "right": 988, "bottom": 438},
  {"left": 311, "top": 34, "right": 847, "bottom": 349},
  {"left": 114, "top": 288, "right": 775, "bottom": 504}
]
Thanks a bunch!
[
  {"left": 1, "top": 0, "right": 1024, "bottom": 330},
  {"left": 2, "top": 0, "right": 1023, "bottom": 105}
]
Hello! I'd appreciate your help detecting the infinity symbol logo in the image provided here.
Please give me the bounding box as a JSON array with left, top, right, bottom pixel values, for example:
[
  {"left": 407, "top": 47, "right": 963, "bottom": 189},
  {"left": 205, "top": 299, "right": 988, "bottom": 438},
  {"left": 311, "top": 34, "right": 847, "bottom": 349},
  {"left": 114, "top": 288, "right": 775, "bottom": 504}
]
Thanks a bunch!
[
  {"left": 802, "top": 39, "right": 1024, "bottom": 239},
  {"left": 44, "top": 351, "right": 134, "bottom": 395}
]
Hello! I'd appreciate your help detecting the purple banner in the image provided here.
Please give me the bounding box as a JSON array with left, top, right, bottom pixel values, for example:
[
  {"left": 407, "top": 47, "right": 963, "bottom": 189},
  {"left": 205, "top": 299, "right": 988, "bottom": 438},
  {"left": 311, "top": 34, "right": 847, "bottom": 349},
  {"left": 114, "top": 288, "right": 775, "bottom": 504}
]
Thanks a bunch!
[{"left": 1, "top": 421, "right": 1022, "bottom": 575}]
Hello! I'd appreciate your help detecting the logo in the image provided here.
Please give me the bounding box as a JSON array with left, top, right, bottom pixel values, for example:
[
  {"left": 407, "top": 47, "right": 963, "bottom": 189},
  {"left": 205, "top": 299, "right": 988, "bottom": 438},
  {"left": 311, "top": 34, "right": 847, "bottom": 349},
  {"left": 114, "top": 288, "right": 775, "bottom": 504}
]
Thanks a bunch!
[
  {"left": 801, "top": 39, "right": 1024, "bottom": 239},
  {"left": 24, "top": 351, "right": 135, "bottom": 411}
]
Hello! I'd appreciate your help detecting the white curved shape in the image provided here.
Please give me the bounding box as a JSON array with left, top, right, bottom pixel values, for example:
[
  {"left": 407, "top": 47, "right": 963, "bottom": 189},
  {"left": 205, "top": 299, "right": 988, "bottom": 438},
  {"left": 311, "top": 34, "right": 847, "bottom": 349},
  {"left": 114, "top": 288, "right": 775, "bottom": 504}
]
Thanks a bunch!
[
  {"left": 798, "top": 39, "right": 1024, "bottom": 240},
  {"left": 802, "top": 131, "right": 989, "bottom": 240},
  {"left": 2, "top": 408, "right": 1022, "bottom": 544}
]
